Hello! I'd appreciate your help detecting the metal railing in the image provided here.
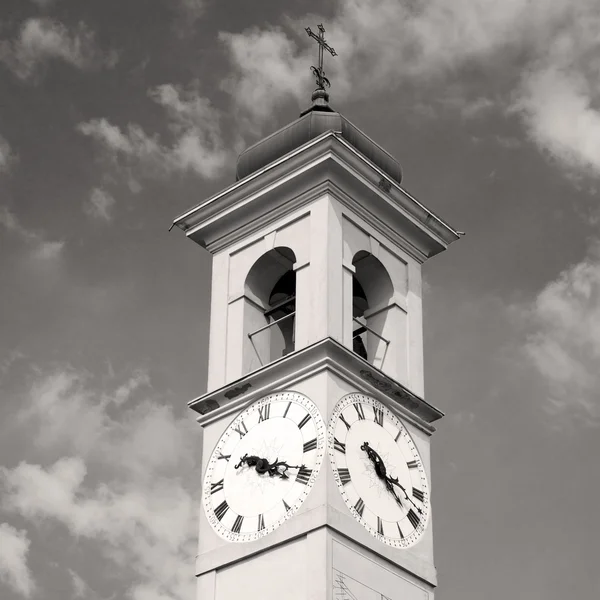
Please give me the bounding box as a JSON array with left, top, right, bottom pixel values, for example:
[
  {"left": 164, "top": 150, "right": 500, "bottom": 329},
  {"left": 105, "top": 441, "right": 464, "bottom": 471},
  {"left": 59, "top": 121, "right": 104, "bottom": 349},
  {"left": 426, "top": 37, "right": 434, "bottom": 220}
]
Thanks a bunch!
[
  {"left": 352, "top": 317, "right": 390, "bottom": 367},
  {"left": 248, "top": 311, "right": 296, "bottom": 366}
]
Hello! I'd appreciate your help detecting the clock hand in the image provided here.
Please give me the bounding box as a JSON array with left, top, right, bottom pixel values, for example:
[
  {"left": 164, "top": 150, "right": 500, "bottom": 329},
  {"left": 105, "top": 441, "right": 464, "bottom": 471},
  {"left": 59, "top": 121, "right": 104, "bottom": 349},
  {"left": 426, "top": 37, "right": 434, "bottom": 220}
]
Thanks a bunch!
[
  {"left": 270, "top": 459, "right": 305, "bottom": 479},
  {"left": 360, "top": 441, "right": 388, "bottom": 479},
  {"left": 234, "top": 453, "right": 262, "bottom": 470},
  {"left": 361, "top": 442, "right": 422, "bottom": 513},
  {"left": 234, "top": 454, "right": 304, "bottom": 479},
  {"left": 385, "top": 475, "right": 423, "bottom": 514},
  {"left": 361, "top": 442, "right": 404, "bottom": 508},
  {"left": 384, "top": 477, "right": 404, "bottom": 508}
]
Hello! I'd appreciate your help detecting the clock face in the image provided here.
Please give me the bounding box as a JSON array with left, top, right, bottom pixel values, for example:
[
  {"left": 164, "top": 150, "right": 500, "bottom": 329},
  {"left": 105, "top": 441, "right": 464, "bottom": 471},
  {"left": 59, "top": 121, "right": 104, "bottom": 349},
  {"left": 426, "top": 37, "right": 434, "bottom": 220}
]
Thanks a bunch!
[
  {"left": 328, "top": 393, "right": 430, "bottom": 549},
  {"left": 203, "top": 391, "right": 325, "bottom": 543}
]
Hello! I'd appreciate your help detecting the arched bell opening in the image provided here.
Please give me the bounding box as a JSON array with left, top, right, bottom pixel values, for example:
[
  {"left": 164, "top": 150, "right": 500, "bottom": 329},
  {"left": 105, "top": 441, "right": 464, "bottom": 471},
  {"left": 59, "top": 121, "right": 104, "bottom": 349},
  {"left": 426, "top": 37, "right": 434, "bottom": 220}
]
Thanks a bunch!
[
  {"left": 267, "top": 268, "right": 296, "bottom": 359},
  {"left": 352, "top": 250, "right": 394, "bottom": 367},
  {"left": 352, "top": 276, "right": 369, "bottom": 360},
  {"left": 244, "top": 247, "right": 296, "bottom": 373}
]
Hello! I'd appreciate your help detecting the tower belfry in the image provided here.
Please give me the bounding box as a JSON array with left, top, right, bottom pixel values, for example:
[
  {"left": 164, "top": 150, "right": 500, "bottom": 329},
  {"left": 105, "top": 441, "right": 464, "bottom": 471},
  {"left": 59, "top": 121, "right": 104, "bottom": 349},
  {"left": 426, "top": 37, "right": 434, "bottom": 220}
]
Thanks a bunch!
[{"left": 173, "top": 27, "right": 460, "bottom": 600}]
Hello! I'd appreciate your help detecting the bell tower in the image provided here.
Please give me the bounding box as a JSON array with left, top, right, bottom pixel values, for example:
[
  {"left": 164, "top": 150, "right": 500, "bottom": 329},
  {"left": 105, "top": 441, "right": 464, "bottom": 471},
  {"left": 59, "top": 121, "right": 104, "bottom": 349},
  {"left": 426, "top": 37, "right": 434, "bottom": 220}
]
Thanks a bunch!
[{"left": 173, "top": 26, "right": 460, "bottom": 600}]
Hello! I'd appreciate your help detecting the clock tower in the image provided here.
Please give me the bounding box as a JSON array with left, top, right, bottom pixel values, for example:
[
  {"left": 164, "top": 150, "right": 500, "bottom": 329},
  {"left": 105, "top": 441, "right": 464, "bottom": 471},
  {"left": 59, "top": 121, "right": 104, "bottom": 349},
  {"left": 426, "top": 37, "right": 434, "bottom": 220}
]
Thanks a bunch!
[{"left": 172, "top": 31, "right": 460, "bottom": 600}]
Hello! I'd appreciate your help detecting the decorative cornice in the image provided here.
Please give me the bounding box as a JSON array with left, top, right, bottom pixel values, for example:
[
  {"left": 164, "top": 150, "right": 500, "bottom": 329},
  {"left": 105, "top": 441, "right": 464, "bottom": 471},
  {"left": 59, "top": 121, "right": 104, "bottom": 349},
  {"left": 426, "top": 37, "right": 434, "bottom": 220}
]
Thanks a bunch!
[
  {"left": 172, "top": 132, "right": 460, "bottom": 260},
  {"left": 188, "top": 337, "right": 443, "bottom": 433}
]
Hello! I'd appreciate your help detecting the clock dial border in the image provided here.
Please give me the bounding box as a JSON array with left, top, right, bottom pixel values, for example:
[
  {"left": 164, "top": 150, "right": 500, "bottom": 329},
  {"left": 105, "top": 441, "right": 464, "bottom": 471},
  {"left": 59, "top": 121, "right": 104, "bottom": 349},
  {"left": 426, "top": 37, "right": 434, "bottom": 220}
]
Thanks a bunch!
[
  {"left": 328, "top": 393, "right": 430, "bottom": 549},
  {"left": 203, "top": 391, "right": 326, "bottom": 543}
]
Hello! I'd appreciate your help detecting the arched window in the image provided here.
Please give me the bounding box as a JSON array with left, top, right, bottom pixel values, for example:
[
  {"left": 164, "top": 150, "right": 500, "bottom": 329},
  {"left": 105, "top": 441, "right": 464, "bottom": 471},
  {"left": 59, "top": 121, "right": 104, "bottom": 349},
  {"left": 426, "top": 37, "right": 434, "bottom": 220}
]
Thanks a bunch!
[
  {"left": 244, "top": 247, "right": 296, "bottom": 372},
  {"left": 351, "top": 251, "right": 394, "bottom": 368},
  {"left": 352, "top": 276, "right": 369, "bottom": 360},
  {"left": 266, "top": 269, "right": 296, "bottom": 359}
]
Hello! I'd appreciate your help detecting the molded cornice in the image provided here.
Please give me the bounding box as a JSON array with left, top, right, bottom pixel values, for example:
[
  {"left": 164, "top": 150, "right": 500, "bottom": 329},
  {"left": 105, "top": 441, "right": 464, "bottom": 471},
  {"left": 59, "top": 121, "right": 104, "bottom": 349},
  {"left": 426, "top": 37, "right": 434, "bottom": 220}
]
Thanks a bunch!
[
  {"left": 173, "top": 132, "right": 460, "bottom": 262},
  {"left": 188, "top": 337, "right": 443, "bottom": 434}
]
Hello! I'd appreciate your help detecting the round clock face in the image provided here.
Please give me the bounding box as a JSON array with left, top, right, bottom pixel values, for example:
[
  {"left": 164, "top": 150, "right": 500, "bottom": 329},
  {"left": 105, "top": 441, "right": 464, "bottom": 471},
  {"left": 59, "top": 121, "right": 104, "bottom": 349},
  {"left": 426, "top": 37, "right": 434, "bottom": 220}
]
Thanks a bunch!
[
  {"left": 203, "top": 391, "right": 325, "bottom": 543},
  {"left": 328, "top": 393, "right": 430, "bottom": 549}
]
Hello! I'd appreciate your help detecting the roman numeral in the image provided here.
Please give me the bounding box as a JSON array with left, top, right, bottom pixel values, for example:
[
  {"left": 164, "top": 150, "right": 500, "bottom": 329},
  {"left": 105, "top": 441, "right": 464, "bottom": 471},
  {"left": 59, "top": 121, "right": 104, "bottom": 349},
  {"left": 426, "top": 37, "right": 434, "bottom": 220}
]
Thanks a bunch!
[
  {"left": 333, "top": 437, "right": 346, "bottom": 454},
  {"left": 354, "top": 498, "right": 365, "bottom": 517},
  {"left": 217, "top": 453, "right": 230, "bottom": 461},
  {"left": 373, "top": 406, "right": 384, "bottom": 426},
  {"left": 258, "top": 404, "right": 270, "bottom": 422},
  {"left": 397, "top": 523, "right": 404, "bottom": 539},
  {"left": 214, "top": 500, "right": 229, "bottom": 521},
  {"left": 407, "top": 509, "right": 420, "bottom": 529},
  {"left": 296, "top": 466, "right": 312, "bottom": 485},
  {"left": 283, "top": 401, "right": 292, "bottom": 418},
  {"left": 413, "top": 488, "right": 424, "bottom": 502},
  {"left": 377, "top": 516, "right": 384, "bottom": 536},
  {"left": 298, "top": 414, "right": 311, "bottom": 429},
  {"left": 338, "top": 468, "right": 351, "bottom": 486},
  {"left": 210, "top": 479, "right": 224, "bottom": 494},
  {"left": 407, "top": 460, "right": 418, "bottom": 469},
  {"left": 282, "top": 499, "right": 291, "bottom": 512},
  {"left": 354, "top": 403, "right": 365, "bottom": 420},
  {"left": 233, "top": 421, "right": 248, "bottom": 438},
  {"left": 303, "top": 438, "right": 317, "bottom": 453},
  {"left": 258, "top": 513, "right": 265, "bottom": 531},
  {"left": 395, "top": 430, "right": 402, "bottom": 442},
  {"left": 339, "top": 413, "right": 351, "bottom": 431},
  {"left": 231, "top": 514, "right": 244, "bottom": 534}
]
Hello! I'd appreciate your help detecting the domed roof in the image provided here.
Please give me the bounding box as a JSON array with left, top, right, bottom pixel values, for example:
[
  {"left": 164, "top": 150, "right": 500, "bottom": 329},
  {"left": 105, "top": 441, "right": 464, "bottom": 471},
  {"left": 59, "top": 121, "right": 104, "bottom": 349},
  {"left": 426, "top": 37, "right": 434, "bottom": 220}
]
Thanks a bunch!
[{"left": 236, "top": 103, "right": 403, "bottom": 184}]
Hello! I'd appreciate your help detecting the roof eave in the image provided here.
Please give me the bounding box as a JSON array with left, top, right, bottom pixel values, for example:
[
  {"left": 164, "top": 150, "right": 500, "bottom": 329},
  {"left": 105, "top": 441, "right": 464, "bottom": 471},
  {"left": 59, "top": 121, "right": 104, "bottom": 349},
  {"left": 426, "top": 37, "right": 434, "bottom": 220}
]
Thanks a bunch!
[{"left": 172, "top": 132, "right": 461, "bottom": 253}]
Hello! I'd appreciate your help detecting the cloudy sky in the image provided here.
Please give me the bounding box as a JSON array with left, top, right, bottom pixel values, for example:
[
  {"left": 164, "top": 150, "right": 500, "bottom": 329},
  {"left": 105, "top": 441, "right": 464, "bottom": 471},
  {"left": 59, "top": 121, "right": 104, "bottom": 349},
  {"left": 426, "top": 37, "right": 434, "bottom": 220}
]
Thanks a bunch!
[{"left": 1, "top": 0, "right": 599, "bottom": 599}]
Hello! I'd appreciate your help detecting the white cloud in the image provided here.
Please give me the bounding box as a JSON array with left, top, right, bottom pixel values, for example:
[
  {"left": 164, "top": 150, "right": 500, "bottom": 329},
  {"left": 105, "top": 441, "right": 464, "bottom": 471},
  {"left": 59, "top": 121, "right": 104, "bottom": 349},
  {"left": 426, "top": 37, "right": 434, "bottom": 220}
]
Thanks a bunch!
[
  {"left": 218, "top": 0, "right": 553, "bottom": 119},
  {"left": 112, "top": 369, "right": 150, "bottom": 406},
  {"left": 68, "top": 569, "right": 87, "bottom": 598},
  {"left": 460, "top": 97, "right": 496, "bottom": 119},
  {"left": 0, "top": 350, "right": 26, "bottom": 378},
  {"left": 152, "top": 83, "right": 231, "bottom": 176},
  {"left": 0, "top": 18, "right": 117, "bottom": 81},
  {"left": 510, "top": 5, "right": 600, "bottom": 175},
  {"left": 219, "top": 0, "right": 600, "bottom": 176},
  {"left": 17, "top": 369, "right": 152, "bottom": 458},
  {"left": 78, "top": 118, "right": 165, "bottom": 178},
  {"left": 0, "top": 205, "right": 64, "bottom": 259},
  {"left": 514, "top": 65, "right": 600, "bottom": 176},
  {"left": 219, "top": 27, "right": 310, "bottom": 126},
  {"left": 0, "top": 134, "right": 15, "bottom": 172},
  {"left": 34, "top": 240, "right": 64, "bottom": 259},
  {"left": 84, "top": 188, "right": 116, "bottom": 221},
  {"left": 0, "top": 523, "right": 35, "bottom": 598},
  {"left": 79, "top": 119, "right": 136, "bottom": 154},
  {"left": 17, "top": 370, "right": 108, "bottom": 454},
  {"left": 78, "top": 84, "right": 230, "bottom": 182},
  {"left": 1, "top": 368, "right": 198, "bottom": 600},
  {"left": 518, "top": 244, "right": 600, "bottom": 425}
]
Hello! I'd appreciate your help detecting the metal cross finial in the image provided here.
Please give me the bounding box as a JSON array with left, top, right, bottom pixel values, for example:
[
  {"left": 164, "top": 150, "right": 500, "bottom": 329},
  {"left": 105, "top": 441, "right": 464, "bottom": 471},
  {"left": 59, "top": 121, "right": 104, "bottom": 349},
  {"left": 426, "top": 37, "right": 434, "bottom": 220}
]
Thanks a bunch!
[{"left": 305, "top": 23, "right": 337, "bottom": 91}]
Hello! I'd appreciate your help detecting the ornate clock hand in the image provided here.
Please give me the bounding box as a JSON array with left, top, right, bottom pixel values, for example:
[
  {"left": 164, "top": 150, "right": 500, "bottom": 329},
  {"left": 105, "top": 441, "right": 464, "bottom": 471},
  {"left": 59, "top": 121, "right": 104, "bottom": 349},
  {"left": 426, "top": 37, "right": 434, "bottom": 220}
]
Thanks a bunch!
[
  {"left": 360, "top": 441, "right": 388, "bottom": 480},
  {"left": 271, "top": 460, "right": 305, "bottom": 479},
  {"left": 386, "top": 475, "right": 423, "bottom": 514},
  {"left": 384, "top": 477, "right": 404, "bottom": 508},
  {"left": 362, "top": 442, "right": 424, "bottom": 514},
  {"left": 234, "top": 453, "right": 262, "bottom": 470},
  {"left": 362, "top": 442, "right": 404, "bottom": 508},
  {"left": 234, "top": 454, "right": 304, "bottom": 479}
]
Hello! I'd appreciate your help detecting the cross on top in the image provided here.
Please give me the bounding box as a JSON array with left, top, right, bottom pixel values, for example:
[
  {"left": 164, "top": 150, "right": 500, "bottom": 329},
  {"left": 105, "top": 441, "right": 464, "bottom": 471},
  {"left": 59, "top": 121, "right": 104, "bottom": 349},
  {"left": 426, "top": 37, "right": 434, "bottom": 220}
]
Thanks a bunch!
[{"left": 305, "top": 24, "right": 337, "bottom": 91}]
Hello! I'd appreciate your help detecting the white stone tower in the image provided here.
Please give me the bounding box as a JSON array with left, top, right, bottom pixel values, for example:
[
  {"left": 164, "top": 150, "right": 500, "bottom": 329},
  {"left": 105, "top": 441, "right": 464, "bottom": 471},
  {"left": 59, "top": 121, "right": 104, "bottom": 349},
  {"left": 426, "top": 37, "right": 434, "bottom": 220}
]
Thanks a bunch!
[{"left": 173, "top": 56, "right": 460, "bottom": 600}]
